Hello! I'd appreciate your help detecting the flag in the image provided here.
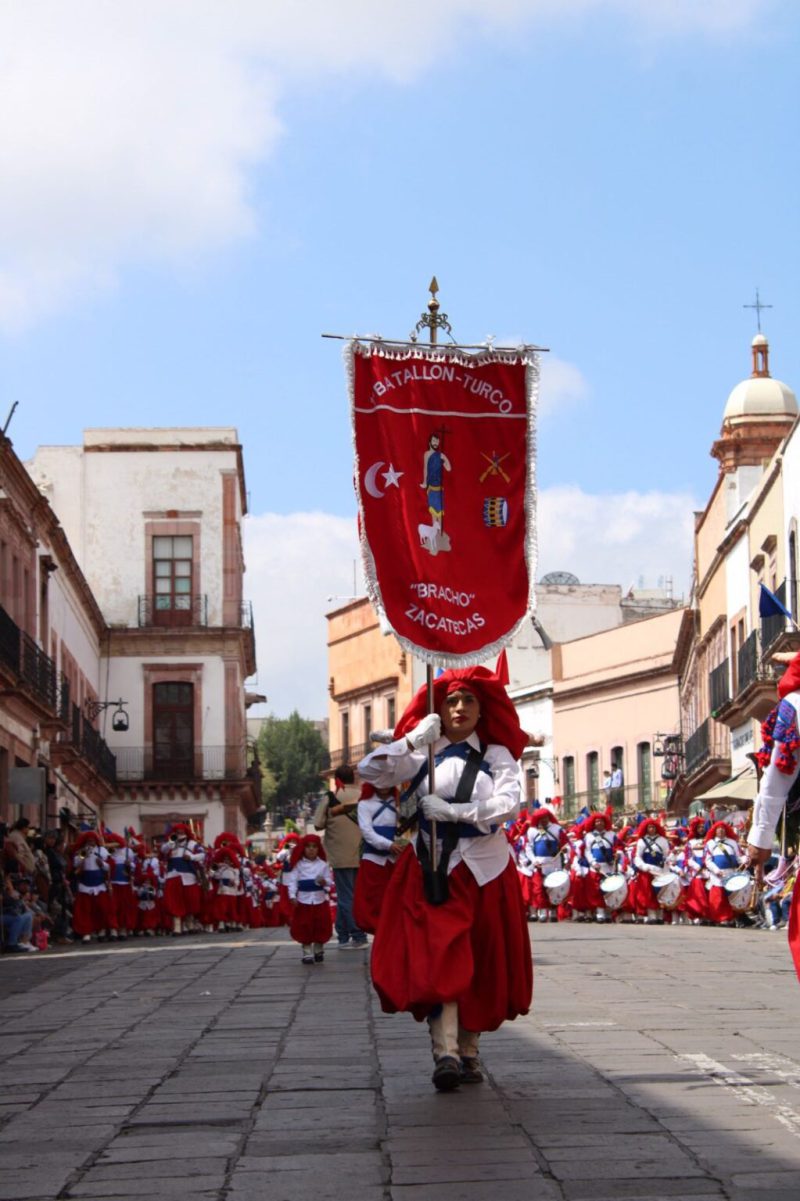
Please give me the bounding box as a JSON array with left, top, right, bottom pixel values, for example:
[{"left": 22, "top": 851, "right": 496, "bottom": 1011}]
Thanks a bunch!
[
  {"left": 349, "top": 341, "right": 538, "bottom": 664},
  {"left": 759, "top": 582, "right": 792, "bottom": 621},
  {"left": 495, "top": 649, "right": 510, "bottom": 686}
]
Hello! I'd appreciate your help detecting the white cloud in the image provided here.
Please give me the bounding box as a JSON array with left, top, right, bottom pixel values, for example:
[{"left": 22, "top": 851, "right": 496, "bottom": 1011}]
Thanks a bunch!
[
  {"left": 0, "top": 0, "right": 774, "bottom": 330},
  {"left": 244, "top": 510, "right": 361, "bottom": 719},
  {"left": 538, "top": 356, "right": 590, "bottom": 418},
  {"left": 538, "top": 484, "right": 698, "bottom": 595},
  {"left": 246, "top": 485, "right": 697, "bottom": 715}
]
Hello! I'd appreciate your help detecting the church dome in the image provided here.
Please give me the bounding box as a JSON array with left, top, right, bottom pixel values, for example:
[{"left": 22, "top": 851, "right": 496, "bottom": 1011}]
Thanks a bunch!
[{"left": 722, "top": 334, "right": 797, "bottom": 424}]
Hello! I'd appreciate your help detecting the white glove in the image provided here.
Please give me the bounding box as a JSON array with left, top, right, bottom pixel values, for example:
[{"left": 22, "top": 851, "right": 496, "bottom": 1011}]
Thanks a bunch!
[
  {"left": 420, "top": 794, "right": 458, "bottom": 823},
  {"left": 406, "top": 714, "right": 441, "bottom": 750}
]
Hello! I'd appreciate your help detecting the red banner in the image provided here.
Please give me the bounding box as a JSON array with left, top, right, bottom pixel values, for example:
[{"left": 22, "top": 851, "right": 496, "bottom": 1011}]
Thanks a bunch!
[{"left": 349, "top": 342, "right": 538, "bottom": 664}]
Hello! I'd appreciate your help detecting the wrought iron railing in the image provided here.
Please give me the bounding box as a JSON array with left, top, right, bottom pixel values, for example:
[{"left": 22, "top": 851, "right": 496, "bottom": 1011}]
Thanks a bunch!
[
  {"left": 55, "top": 703, "right": 117, "bottom": 785},
  {"left": 709, "top": 659, "right": 731, "bottom": 713},
  {"left": 761, "top": 579, "right": 788, "bottom": 652},
  {"left": 138, "top": 594, "right": 209, "bottom": 626},
  {"left": 325, "top": 741, "right": 372, "bottom": 772},
  {"left": 685, "top": 718, "right": 710, "bottom": 775},
  {"left": 114, "top": 744, "right": 249, "bottom": 782},
  {"left": 737, "top": 629, "right": 759, "bottom": 694},
  {"left": 0, "top": 602, "right": 67, "bottom": 717}
]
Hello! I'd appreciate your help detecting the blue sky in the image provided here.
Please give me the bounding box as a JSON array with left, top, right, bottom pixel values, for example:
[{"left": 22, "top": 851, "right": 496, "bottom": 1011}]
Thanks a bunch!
[{"left": 1, "top": 1, "right": 797, "bottom": 714}]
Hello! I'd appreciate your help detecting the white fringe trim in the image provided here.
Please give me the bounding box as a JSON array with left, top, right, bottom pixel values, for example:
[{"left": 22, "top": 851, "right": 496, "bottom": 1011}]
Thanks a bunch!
[{"left": 346, "top": 339, "right": 539, "bottom": 668}]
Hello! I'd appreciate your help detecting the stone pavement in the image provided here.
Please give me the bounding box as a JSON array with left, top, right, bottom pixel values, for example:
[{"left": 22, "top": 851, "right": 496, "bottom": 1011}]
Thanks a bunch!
[{"left": 1, "top": 922, "right": 800, "bottom": 1201}]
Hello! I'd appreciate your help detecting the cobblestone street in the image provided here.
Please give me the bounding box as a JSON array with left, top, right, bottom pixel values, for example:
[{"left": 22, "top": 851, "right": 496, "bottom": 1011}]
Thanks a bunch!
[{"left": 2, "top": 923, "right": 799, "bottom": 1201}]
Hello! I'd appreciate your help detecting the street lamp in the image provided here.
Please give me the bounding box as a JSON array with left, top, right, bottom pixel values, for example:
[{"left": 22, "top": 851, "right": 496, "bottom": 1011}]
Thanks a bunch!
[{"left": 85, "top": 698, "right": 130, "bottom": 732}]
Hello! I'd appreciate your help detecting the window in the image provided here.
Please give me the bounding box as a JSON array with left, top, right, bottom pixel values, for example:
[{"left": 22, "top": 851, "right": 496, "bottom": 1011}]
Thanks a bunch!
[
  {"left": 341, "top": 711, "right": 350, "bottom": 758},
  {"left": 562, "top": 756, "right": 575, "bottom": 799},
  {"left": 153, "top": 682, "right": 194, "bottom": 780},
  {"left": 153, "top": 535, "right": 193, "bottom": 625},
  {"left": 386, "top": 695, "right": 396, "bottom": 729},
  {"left": 586, "top": 751, "right": 599, "bottom": 802},
  {"left": 637, "top": 742, "right": 652, "bottom": 806},
  {"left": 363, "top": 704, "right": 372, "bottom": 743}
]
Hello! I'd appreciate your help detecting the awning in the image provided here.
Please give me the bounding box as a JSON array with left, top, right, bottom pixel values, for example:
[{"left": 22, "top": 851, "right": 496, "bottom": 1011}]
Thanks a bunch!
[{"left": 693, "top": 768, "right": 758, "bottom": 805}]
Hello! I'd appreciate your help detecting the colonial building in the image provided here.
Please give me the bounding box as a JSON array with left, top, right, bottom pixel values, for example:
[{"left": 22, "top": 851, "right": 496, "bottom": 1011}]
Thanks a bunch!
[
  {"left": 551, "top": 607, "right": 692, "bottom": 819},
  {"left": 23, "top": 427, "right": 259, "bottom": 841},
  {"left": 326, "top": 596, "right": 416, "bottom": 771},
  {"left": 673, "top": 333, "right": 799, "bottom": 813},
  {"left": 1, "top": 431, "right": 116, "bottom": 827}
]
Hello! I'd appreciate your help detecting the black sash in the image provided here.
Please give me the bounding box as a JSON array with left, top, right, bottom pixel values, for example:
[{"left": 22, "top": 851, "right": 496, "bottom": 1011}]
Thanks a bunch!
[{"left": 417, "top": 742, "right": 486, "bottom": 907}]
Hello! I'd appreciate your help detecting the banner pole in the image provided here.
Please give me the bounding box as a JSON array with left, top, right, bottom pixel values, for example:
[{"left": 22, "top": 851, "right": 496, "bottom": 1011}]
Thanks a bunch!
[{"left": 424, "top": 278, "right": 442, "bottom": 873}]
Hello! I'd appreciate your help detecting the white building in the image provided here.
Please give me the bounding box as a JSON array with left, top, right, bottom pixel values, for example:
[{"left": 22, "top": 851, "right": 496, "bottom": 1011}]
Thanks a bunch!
[{"left": 26, "top": 428, "right": 259, "bottom": 843}]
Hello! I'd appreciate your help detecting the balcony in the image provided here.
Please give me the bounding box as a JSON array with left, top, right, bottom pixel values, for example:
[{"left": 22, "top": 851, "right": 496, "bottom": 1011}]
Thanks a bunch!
[
  {"left": 325, "top": 741, "right": 373, "bottom": 773},
  {"left": 114, "top": 744, "right": 249, "bottom": 783},
  {"left": 737, "top": 629, "right": 759, "bottom": 694},
  {"left": 709, "top": 659, "right": 731, "bottom": 715},
  {"left": 138, "top": 595, "right": 208, "bottom": 627},
  {"left": 684, "top": 719, "right": 710, "bottom": 775},
  {"left": 557, "top": 783, "right": 661, "bottom": 822},
  {"left": 52, "top": 703, "right": 117, "bottom": 787},
  {"left": 0, "top": 601, "right": 68, "bottom": 722},
  {"left": 761, "top": 579, "right": 790, "bottom": 653}
]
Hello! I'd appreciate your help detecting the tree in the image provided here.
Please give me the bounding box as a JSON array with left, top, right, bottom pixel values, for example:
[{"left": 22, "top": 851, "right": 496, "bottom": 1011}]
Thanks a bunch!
[{"left": 256, "top": 712, "right": 327, "bottom": 808}]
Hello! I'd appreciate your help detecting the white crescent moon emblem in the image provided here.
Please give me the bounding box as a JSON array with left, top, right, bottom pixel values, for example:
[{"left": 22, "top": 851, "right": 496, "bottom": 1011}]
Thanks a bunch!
[{"left": 364, "top": 461, "right": 385, "bottom": 499}]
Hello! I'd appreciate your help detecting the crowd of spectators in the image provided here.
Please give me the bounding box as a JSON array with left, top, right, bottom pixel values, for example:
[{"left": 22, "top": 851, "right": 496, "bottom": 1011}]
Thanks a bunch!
[{"left": 1, "top": 818, "right": 72, "bottom": 953}]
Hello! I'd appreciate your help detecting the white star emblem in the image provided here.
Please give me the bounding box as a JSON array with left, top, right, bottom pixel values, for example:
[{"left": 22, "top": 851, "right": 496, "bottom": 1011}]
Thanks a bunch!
[{"left": 382, "top": 464, "right": 404, "bottom": 489}]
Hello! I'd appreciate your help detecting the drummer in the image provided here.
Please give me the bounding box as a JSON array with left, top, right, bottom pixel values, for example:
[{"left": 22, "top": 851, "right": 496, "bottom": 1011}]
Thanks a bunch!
[
  {"left": 582, "top": 812, "right": 619, "bottom": 922},
  {"left": 524, "top": 807, "right": 567, "bottom": 922},
  {"left": 703, "top": 820, "right": 745, "bottom": 926},
  {"left": 630, "top": 817, "right": 671, "bottom": 923}
]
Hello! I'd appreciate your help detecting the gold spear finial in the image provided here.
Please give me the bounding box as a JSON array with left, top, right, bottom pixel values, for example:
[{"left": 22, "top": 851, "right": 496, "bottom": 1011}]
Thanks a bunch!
[{"left": 428, "top": 276, "right": 440, "bottom": 315}]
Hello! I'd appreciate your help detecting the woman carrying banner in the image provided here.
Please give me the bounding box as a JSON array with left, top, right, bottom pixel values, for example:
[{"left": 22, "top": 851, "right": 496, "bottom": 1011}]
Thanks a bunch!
[{"left": 358, "top": 665, "right": 532, "bottom": 1092}]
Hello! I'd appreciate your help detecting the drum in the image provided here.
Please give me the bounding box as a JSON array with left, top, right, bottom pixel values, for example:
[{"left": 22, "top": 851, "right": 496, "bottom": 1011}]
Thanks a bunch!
[
  {"left": 599, "top": 872, "right": 628, "bottom": 910},
  {"left": 652, "top": 871, "right": 681, "bottom": 910},
  {"left": 482, "top": 497, "right": 509, "bottom": 528},
  {"left": 543, "top": 868, "right": 570, "bottom": 905},
  {"left": 724, "top": 871, "right": 755, "bottom": 912}
]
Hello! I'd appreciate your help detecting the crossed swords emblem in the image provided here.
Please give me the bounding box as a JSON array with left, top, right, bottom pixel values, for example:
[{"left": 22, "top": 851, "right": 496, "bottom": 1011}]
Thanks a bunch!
[{"left": 479, "top": 451, "right": 511, "bottom": 484}]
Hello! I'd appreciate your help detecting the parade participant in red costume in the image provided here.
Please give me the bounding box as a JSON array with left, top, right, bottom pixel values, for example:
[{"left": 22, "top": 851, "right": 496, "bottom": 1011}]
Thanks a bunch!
[
  {"left": 353, "top": 784, "right": 404, "bottom": 934},
  {"left": 524, "top": 808, "right": 567, "bottom": 922},
  {"left": 106, "top": 832, "right": 139, "bottom": 939},
  {"left": 209, "top": 845, "right": 244, "bottom": 931},
  {"left": 681, "top": 816, "right": 711, "bottom": 924},
  {"left": 71, "top": 830, "right": 115, "bottom": 942},
  {"left": 358, "top": 666, "right": 532, "bottom": 1093},
  {"left": 160, "top": 824, "right": 205, "bottom": 934},
  {"left": 703, "top": 821, "right": 744, "bottom": 925},
  {"left": 582, "top": 812, "right": 619, "bottom": 922},
  {"left": 285, "top": 834, "right": 333, "bottom": 963},
  {"left": 275, "top": 832, "right": 301, "bottom": 925},
  {"left": 630, "top": 818, "right": 670, "bottom": 922}
]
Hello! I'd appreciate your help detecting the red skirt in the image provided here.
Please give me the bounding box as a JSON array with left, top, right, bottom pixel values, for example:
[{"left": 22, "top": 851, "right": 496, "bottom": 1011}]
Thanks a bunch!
[
  {"left": 138, "top": 904, "right": 161, "bottom": 931},
  {"left": 290, "top": 901, "right": 333, "bottom": 946},
  {"left": 163, "top": 877, "right": 201, "bottom": 918},
  {"left": 278, "top": 883, "right": 293, "bottom": 925},
  {"left": 214, "top": 894, "right": 242, "bottom": 924},
  {"left": 353, "top": 858, "right": 395, "bottom": 934},
  {"left": 582, "top": 870, "right": 606, "bottom": 911},
  {"left": 630, "top": 872, "right": 659, "bottom": 915},
  {"left": 371, "top": 849, "right": 533, "bottom": 1032},
  {"left": 707, "top": 885, "right": 736, "bottom": 924},
  {"left": 684, "top": 877, "right": 710, "bottom": 921},
  {"left": 569, "top": 871, "right": 588, "bottom": 911},
  {"left": 73, "top": 890, "right": 115, "bottom": 936},
  {"left": 529, "top": 871, "right": 553, "bottom": 910},
  {"left": 111, "top": 884, "right": 138, "bottom": 930}
]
